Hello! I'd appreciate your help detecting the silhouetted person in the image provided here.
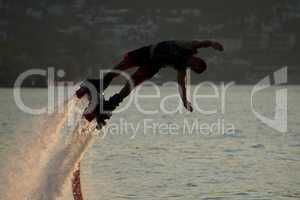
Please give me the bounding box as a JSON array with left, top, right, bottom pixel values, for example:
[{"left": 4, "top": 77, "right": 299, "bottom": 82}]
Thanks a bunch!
[{"left": 76, "top": 40, "right": 224, "bottom": 122}]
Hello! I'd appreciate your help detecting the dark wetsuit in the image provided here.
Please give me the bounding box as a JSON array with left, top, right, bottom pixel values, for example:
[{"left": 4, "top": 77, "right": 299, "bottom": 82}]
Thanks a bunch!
[{"left": 125, "top": 40, "right": 198, "bottom": 71}]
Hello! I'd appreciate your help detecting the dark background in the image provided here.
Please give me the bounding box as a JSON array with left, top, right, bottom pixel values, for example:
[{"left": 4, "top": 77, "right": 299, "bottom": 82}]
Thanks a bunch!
[{"left": 0, "top": 0, "right": 299, "bottom": 86}]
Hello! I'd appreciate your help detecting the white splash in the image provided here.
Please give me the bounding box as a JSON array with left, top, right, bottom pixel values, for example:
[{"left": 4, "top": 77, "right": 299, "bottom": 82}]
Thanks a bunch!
[{"left": 1, "top": 96, "right": 99, "bottom": 200}]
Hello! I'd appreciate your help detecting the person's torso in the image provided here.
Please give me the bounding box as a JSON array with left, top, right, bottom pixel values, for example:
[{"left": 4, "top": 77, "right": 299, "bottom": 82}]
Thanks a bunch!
[
  {"left": 151, "top": 40, "right": 197, "bottom": 71},
  {"left": 126, "top": 40, "right": 197, "bottom": 71}
]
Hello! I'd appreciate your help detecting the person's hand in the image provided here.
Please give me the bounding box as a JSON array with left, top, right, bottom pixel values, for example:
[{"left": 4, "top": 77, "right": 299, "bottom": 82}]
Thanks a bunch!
[
  {"left": 212, "top": 42, "right": 224, "bottom": 51},
  {"left": 184, "top": 101, "right": 193, "bottom": 112}
]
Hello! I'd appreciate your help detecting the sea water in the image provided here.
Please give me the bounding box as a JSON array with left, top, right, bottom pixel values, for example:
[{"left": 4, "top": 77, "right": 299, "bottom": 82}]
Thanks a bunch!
[{"left": 0, "top": 86, "right": 299, "bottom": 200}]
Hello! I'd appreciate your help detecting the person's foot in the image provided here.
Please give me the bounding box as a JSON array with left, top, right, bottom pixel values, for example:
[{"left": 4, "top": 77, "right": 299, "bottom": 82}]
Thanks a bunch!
[
  {"left": 107, "top": 94, "right": 123, "bottom": 110},
  {"left": 94, "top": 100, "right": 112, "bottom": 128},
  {"left": 75, "top": 79, "right": 101, "bottom": 99},
  {"left": 76, "top": 86, "right": 89, "bottom": 99},
  {"left": 95, "top": 112, "right": 111, "bottom": 129},
  {"left": 94, "top": 95, "right": 122, "bottom": 129},
  {"left": 83, "top": 108, "right": 97, "bottom": 122},
  {"left": 82, "top": 93, "right": 123, "bottom": 129},
  {"left": 84, "top": 106, "right": 111, "bottom": 123},
  {"left": 76, "top": 79, "right": 102, "bottom": 121}
]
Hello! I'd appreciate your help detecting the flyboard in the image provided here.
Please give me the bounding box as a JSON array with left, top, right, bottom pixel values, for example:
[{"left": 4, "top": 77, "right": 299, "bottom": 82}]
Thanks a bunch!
[{"left": 71, "top": 79, "right": 121, "bottom": 200}]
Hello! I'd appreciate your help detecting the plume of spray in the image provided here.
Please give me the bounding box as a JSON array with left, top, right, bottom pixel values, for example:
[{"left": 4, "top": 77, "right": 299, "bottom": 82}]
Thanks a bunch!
[
  {"left": 1, "top": 92, "right": 103, "bottom": 200},
  {"left": 32, "top": 119, "right": 100, "bottom": 200},
  {"left": 1, "top": 96, "right": 81, "bottom": 199}
]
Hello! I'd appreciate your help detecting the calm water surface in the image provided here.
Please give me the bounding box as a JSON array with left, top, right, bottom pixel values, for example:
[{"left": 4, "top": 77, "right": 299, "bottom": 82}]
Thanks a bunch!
[{"left": 0, "top": 86, "right": 299, "bottom": 200}]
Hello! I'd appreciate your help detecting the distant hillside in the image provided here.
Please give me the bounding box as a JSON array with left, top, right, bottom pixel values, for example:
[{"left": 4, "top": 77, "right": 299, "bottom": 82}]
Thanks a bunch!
[{"left": 0, "top": 0, "right": 299, "bottom": 86}]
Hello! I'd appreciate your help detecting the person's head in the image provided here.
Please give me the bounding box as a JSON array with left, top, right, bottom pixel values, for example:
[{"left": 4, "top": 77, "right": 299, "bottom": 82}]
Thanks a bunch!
[{"left": 187, "top": 56, "right": 207, "bottom": 74}]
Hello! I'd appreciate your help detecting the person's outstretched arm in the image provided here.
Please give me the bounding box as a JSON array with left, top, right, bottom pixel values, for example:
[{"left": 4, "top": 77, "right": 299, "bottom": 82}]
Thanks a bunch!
[
  {"left": 191, "top": 40, "right": 224, "bottom": 51},
  {"left": 177, "top": 70, "right": 193, "bottom": 112}
]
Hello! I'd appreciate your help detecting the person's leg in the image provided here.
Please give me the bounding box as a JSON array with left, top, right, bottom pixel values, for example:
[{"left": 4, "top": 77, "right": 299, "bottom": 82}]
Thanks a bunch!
[
  {"left": 78, "top": 59, "right": 136, "bottom": 122},
  {"left": 90, "top": 66, "right": 157, "bottom": 126},
  {"left": 109, "top": 65, "right": 158, "bottom": 105},
  {"left": 103, "top": 56, "right": 137, "bottom": 90},
  {"left": 82, "top": 64, "right": 153, "bottom": 122},
  {"left": 76, "top": 57, "right": 136, "bottom": 98},
  {"left": 89, "top": 65, "right": 158, "bottom": 127}
]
